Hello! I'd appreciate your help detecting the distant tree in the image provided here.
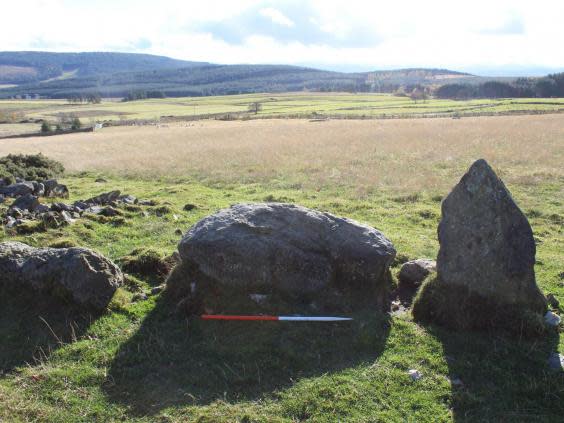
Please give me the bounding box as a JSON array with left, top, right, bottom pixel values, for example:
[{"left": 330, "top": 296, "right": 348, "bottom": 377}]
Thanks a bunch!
[
  {"left": 147, "top": 90, "right": 166, "bottom": 99},
  {"left": 87, "top": 93, "right": 101, "bottom": 104},
  {"left": 248, "top": 102, "right": 263, "bottom": 114},
  {"left": 40, "top": 121, "right": 51, "bottom": 133},
  {"left": 409, "top": 87, "right": 428, "bottom": 103},
  {"left": 534, "top": 77, "right": 557, "bottom": 97},
  {"left": 71, "top": 117, "right": 82, "bottom": 130}
]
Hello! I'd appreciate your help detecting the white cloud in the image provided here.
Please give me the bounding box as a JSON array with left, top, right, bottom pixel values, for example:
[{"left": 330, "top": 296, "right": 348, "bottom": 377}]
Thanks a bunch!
[
  {"left": 1, "top": 0, "right": 563, "bottom": 73},
  {"left": 259, "top": 8, "right": 294, "bottom": 27}
]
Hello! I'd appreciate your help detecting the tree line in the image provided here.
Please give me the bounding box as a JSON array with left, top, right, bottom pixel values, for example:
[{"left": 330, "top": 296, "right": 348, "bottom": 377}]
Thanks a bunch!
[{"left": 435, "top": 73, "right": 564, "bottom": 99}]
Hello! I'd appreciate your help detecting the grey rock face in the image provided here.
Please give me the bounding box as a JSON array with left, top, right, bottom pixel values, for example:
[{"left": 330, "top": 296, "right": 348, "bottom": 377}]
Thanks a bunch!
[
  {"left": 85, "top": 190, "right": 121, "bottom": 206},
  {"left": 399, "top": 259, "right": 436, "bottom": 287},
  {"left": 437, "top": 159, "right": 546, "bottom": 312},
  {"left": 42, "top": 179, "right": 69, "bottom": 198},
  {"left": 0, "top": 242, "right": 122, "bottom": 310},
  {"left": 10, "top": 194, "right": 40, "bottom": 213},
  {"left": 173, "top": 203, "right": 395, "bottom": 311},
  {"left": 0, "top": 182, "right": 34, "bottom": 197}
]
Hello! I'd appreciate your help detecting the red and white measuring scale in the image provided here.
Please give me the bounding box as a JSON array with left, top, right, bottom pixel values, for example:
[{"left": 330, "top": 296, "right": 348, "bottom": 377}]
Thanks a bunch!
[{"left": 201, "top": 315, "right": 352, "bottom": 321}]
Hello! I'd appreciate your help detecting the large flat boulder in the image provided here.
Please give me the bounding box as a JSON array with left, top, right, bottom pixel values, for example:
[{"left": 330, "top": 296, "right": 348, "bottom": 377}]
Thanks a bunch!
[
  {"left": 0, "top": 242, "right": 122, "bottom": 310},
  {"left": 168, "top": 203, "right": 396, "bottom": 314},
  {"left": 413, "top": 159, "right": 547, "bottom": 332}
]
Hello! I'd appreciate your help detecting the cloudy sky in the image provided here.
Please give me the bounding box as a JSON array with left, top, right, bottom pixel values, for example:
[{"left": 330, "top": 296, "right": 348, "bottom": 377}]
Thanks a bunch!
[{"left": 3, "top": 0, "right": 564, "bottom": 75}]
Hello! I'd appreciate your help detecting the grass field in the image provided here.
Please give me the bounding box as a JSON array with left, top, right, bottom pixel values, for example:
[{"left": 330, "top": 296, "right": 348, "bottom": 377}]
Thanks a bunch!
[
  {"left": 0, "top": 114, "right": 562, "bottom": 421},
  {"left": 1, "top": 92, "right": 564, "bottom": 124}
]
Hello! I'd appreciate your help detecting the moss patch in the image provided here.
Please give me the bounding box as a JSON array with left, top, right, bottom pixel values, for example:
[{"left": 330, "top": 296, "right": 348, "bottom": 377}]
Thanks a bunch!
[
  {"left": 412, "top": 274, "right": 547, "bottom": 337},
  {"left": 118, "top": 248, "right": 174, "bottom": 283},
  {"left": 47, "top": 238, "right": 78, "bottom": 248}
]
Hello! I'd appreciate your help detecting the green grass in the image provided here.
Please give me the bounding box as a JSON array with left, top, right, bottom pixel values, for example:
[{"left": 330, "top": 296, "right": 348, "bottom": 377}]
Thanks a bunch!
[
  {"left": 1, "top": 93, "right": 564, "bottom": 124},
  {"left": 0, "top": 172, "right": 562, "bottom": 422}
]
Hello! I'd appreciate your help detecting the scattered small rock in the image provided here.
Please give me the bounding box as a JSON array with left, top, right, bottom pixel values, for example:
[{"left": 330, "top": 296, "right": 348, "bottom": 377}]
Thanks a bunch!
[
  {"left": 139, "top": 199, "right": 157, "bottom": 206},
  {"left": 118, "top": 195, "right": 137, "bottom": 205},
  {"left": 408, "top": 369, "right": 422, "bottom": 381},
  {"left": 399, "top": 259, "right": 436, "bottom": 287},
  {"left": 95, "top": 178, "right": 108, "bottom": 183},
  {"left": 4, "top": 216, "right": 16, "bottom": 228},
  {"left": 10, "top": 194, "right": 39, "bottom": 213},
  {"left": 544, "top": 311, "right": 561, "bottom": 326},
  {"left": 174, "top": 228, "right": 183, "bottom": 236},
  {"left": 150, "top": 285, "right": 164, "bottom": 295},
  {"left": 249, "top": 294, "right": 268, "bottom": 305},
  {"left": 183, "top": 203, "right": 197, "bottom": 211},
  {"left": 100, "top": 206, "right": 121, "bottom": 217},
  {"left": 85, "top": 190, "right": 121, "bottom": 206},
  {"left": 43, "top": 179, "right": 69, "bottom": 198},
  {"left": 132, "top": 292, "right": 149, "bottom": 302}
]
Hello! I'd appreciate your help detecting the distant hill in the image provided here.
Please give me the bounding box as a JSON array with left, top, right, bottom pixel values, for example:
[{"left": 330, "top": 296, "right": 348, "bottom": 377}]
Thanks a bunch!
[
  {"left": 0, "top": 51, "right": 206, "bottom": 85},
  {"left": 0, "top": 51, "right": 479, "bottom": 98}
]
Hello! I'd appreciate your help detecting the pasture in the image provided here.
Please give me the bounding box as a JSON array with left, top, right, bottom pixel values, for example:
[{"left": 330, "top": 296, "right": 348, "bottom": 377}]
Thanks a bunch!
[
  {"left": 0, "top": 114, "right": 563, "bottom": 421},
  {"left": 1, "top": 92, "right": 564, "bottom": 125}
]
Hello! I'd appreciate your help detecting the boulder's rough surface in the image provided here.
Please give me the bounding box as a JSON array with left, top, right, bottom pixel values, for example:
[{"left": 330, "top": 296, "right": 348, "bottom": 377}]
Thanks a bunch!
[
  {"left": 399, "top": 259, "right": 436, "bottom": 287},
  {"left": 168, "top": 203, "right": 396, "bottom": 314},
  {"left": 10, "top": 194, "right": 40, "bottom": 213},
  {"left": 413, "top": 159, "right": 547, "bottom": 332},
  {"left": 0, "top": 182, "right": 34, "bottom": 197},
  {"left": 0, "top": 242, "right": 122, "bottom": 310}
]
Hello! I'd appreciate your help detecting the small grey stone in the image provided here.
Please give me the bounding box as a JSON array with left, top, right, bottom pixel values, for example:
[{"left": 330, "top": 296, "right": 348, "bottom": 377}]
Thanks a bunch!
[
  {"left": 132, "top": 292, "right": 149, "bottom": 302},
  {"left": 10, "top": 194, "right": 39, "bottom": 213},
  {"left": 150, "top": 285, "right": 164, "bottom": 295},
  {"left": 118, "top": 195, "right": 137, "bottom": 205},
  {"left": 548, "top": 353, "right": 564, "bottom": 371},
  {"left": 34, "top": 204, "right": 51, "bottom": 214},
  {"left": 85, "top": 190, "right": 121, "bottom": 206},
  {"left": 399, "top": 259, "right": 436, "bottom": 287},
  {"left": 139, "top": 199, "right": 156, "bottom": 206},
  {"left": 544, "top": 311, "right": 561, "bottom": 326}
]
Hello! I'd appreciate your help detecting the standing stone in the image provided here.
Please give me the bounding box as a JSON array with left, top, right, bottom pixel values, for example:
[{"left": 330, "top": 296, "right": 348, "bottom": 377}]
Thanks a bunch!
[
  {"left": 413, "top": 159, "right": 547, "bottom": 332},
  {"left": 0, "top": 242, "right": 122, "bottom": 310}
]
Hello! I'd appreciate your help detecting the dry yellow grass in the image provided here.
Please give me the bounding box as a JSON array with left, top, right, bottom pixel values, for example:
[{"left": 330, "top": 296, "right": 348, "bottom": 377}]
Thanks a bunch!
[{"left": 0, "top": 115, "right": 562, "bottom": 194}]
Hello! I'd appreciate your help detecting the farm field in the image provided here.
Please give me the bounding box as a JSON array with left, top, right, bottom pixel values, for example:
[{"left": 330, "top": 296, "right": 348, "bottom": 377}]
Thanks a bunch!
[
  {"left": 1, "top": 92, "right": 564, "bottom": 125},
  {"left": 0, "top": 114, "right": 562, "bottom": 421}
]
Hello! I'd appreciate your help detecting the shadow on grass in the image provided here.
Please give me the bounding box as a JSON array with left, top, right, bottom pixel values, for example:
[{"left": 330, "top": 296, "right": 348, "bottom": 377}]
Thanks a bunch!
[
  {"left": 104, "top": 297, "right": 391, "bottom": 415},
  {"left": 428, "top": 325, "right": 563, "bottom": 422},
  {"left": 0, "top": 289, "right": 95, "bottom": 372}
]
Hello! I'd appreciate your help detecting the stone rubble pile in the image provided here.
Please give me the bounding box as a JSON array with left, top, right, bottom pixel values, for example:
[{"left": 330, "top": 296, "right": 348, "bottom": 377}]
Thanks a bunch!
[{"left": 1, "top": 180, "right": 145, "bottom": 230}]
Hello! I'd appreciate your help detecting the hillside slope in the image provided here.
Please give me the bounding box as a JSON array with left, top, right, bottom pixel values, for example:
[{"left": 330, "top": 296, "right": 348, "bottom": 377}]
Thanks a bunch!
[
  {"left": 0, "top": 51, "right": 207, "bottom": 85},
  {"left": 0, "top": 51, "right": 477, "bottom": 98}
]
